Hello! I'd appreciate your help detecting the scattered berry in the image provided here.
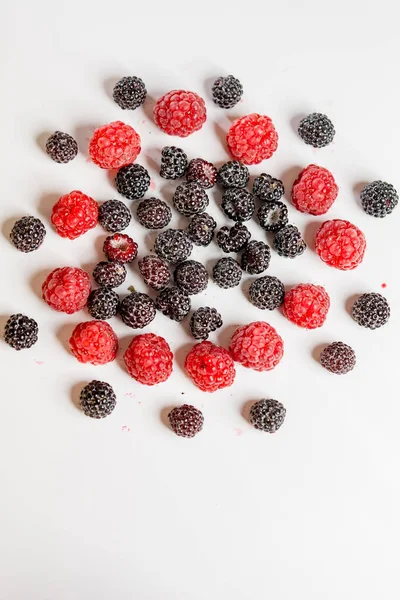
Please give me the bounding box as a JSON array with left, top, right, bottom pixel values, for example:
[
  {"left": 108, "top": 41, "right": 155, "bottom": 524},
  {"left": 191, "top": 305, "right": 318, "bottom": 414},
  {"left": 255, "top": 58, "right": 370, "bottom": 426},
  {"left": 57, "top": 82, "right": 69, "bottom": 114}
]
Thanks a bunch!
[
  {"left": 221, "top": 188, "right": 255, "bottom": 222},
  {"left": 241, "top": 240, "right": 271, "bottom": 275},
  {"left": 216, "top": 223, "right": 251, "bottom": 253},
  {"left": 213, "top": 257, "right": 242, "bottom": 289},
  {"left": 187, "top": 212, "right": 217, "bottom": 246},
  {"left": 189, "top": 307, "right": 223, "bottom": 340},
  {"left": 93, "top": 261, "right": 126, "bottom": 288},
  {"left": 186, "top": 158, "right": 217, "bottom": 189},
  {"left": 10, "top": 216, "right": 46, "bottom": 252},
  {"left": 155, "top": 286, "right": 191, "bottom": 321},
  {"left": 160, "top": 146, "right": 188, "bottom": 179},
  {"left": 352, "top": 293, "right": 390, "bottom": 329},
  {"left": 103, "top": 233, "right": 138, "bottom": 263},
  {"left": 98, "top": 199, "right": 131, "bottom": 232},
  {"left": 112, "top": 76, "right": 147, "bottom": 110},
  {"left": 320, "top": 342, "right": 356, "bottom": 374},
  {"left": 115, "top": 163, "right": 150, "bottom": 200},
  {"left": 253, "top": 173, "right": 285, "bottom": 202},
  {"left": 51, "top": 191, "right": 98, "bottom": 239},
  {"left": 80, "top": 381, "right": 116, "bottom": 419},
  {"left": 87, "top": 288, "right": 119, "bottom": 320},
  {"left": 212, "top": 75, "right": 243, "bottom": 109},
  {"left": 274, "top": 224, "right": 306, "bottom": 258},
  {"left": 89, "top": 121, "right": 141, "bottom": 169},
  {"left": 174, "top": 260, "right": 208, "bottom": 295},
  {"left": 217, "top": 161, "right": 249, "bottom": 189},
  {"left": 360, "top": 181, "right": 398, "bottom": 218},
  {"left": 154, "top": 229, "right": 193, "bottom": 263},
  {"left": 185, "top": 341, "right": 235, "bottom": 392},
  {"left": 4, "top": 314, "right": 38, "bottom": 350},
  {"left": 283, "top": 283, "right": 330, "bottom": 329},
  {"left": 124, "top": 333, "right": 173, "bottom": 385},
  {"left": 230, "top": 321, "right": 284, "bottom": 371},
  {"left": 315, "top": 219, "right": 366, "bottom": 270},
  {"left": 119, "top": 292, "right": 156, "bottom": 329},
  {"left": 257, "top": 202, "right": 288, "bottom": 232},
  {"left": 137, "top": 197, "right": 172, "bottom": 229},
  {"left": 154, "top": 90, "right": 207, "bottom": 137},
  {"left": 173, "top": 181, "right": 209, "bottom": 216},
  {"left": 69, "top": 321, "right": 118, "bottom": 365},
  {"left": 168, "top": 405, "right": 204, "bottom": 438},
  {"left": 249, "top": 399, "right": 286, "bottom": 433},
  {"left": 249, "top": 276, "right": 285, "bottom": 310},
  {"left": 298, "top": 113, "right": 335, "bottom": 148},
  {"left": 138, "top": 255, "right": 171, "bottom": 291},
  {"left": 292, "top": 164, "right": 338, "bottom": 215},
  {"left": 45, "top": 131, "right": 78, "bottom": 163},
  {"left": 227, "top": 113, "right": 278, "bottom": 164},
  {"left": 42, "top": 267, "right": 90, "bottom": 314}
]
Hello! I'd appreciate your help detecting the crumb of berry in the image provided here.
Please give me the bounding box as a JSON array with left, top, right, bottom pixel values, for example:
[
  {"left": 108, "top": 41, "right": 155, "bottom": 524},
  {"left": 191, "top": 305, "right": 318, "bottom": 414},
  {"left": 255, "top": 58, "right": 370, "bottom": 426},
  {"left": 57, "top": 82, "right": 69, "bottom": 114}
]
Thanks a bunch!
[
  {"left": 213, "top": 257, "right": 242, "bottom": 289},
  {"left": 221, "top": 188, "right": 255, "bottom": 222},
  {"left": 212, "top": 75, "right": 243, "bottom": 109},
  {"left": 154, "top": 90, "right": 207, "bottom": 137},
  {"left": 292, "top": 164, "right": 338, "bottom": 215},
  {"left": 249, "top": 399, "right": 286, "bottom": 433},
  {"left": 320, "top": 342, "right": 356, "bottom": 374},
  {"left": 227, "top": 114, "right": 278, "bottom": 165},
  {"left": 187, "top": 212, "right": 217, "bottom": 246},
  {"left": 51, "top": 191, "right": 98, "bottom": 239},
  {"left": 189, "top": 307, "right": 223, "bottom": 340},
  {"left": 174, "top": 260, "right": 208, "bottom": 295},
  {"left": 80, "top": 381, "right": 117, "bottom": 419},
  {"left": 98, "top": 199, "right": 131, "bottom": 232},
  {"left": 45, "top": 131, "right": 78, "bottom": 163},
  {"left": 241, "top": 240, "right": 271, "bottom": 275},
  {"left": 160, "top": 146, "right": 188, "bottom": 179},
  {"left": 216, "top": 223, "right": 251, "bottom": 253},
  {"left": 217, "top": 161, "right": 249, "bottom": 189},
  {"left": 186, "top": 158, "right": 217, "bottom": 189},
  {"left": 284, "top": 283, "right": 330, "bottom": 329},
  {"left": 93, "top": 261, "right": 127, "bottom": 288},
  {"left": 137, "top": 197, "right": 172, "bottom": 229},
  {"left": 274, "top": 224, "right": 306, "bottom": 258},
  {"left": 10, "top": 216, "right": 46, "bottom": 252},
  {"left": 298, "top": 113, "right": 335, "bottom": 148},
  {"left": 124, "top": 333, "right": 173, "bottom": 385},
  {"left": 42, "top": 267, "right": 90, "bottom": 314},
  {"left": 185, "top": 341, "right": 235, "bottom": 392},
  {"left": 168, "top": 404, "right": 204, "bottom": 437},
  {"left": 257, "top": 201, "right": 288, "bottom": 232},
  {"left": 253, "top": 174, "right": 284, "bottom": 202},
  {"left": 230, "top": 321, "right": 284, "bottom": 371},
  {"left": 89, "top": 121, "right": 141, "bottom": 169},
  {"left": 115, "top": 163, "right": 150, "bottom": 200},
  {"left": 154, "top": 229, "right": 193, "bottom": 263},
  {"left": 315, "top": 219, "right": 366, "bottom": 270},
  {"left": 69, "top": 321, "right": 118, "bottom": 365},
  {"left": 87, "top": 288, "right": 119, "bottom": 320},
  {"left": 352, "top": 293, "right": 390, "bottom": 329},
  {"left": 360, "top": 181, "right": 398, "bottom": 218},
  {"left": 249, "top": 276, "right": 285, "bottom": 310},
  {"left": 138, "top": 255, "right": 171, "bottom": 291},
  {"left": 119, "top": 292, "right": 156, "bottom": 329},
  {"left": 173, "top": 181, "right": 209, "bottom": 216},
  {"left": 4, "top": 314, "right": 38, "bottom": 350},
  {"left": 103, "top": 233, "right": 138, "bottom": 263},
  {"left": 155, "top": 286, "right": 191, "bottom": 321},
  {"left": 113, "top": 76, "right": 147, "bottom": 110}
]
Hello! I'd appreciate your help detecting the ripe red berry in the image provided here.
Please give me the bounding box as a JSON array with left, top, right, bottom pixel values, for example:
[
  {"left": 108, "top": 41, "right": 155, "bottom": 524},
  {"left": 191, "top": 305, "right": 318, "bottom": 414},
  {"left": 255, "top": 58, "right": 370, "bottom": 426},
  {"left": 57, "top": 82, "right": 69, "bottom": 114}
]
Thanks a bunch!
[
  {"left": 184, "top": 341, "right": 235, "bottom": 392},
  {"left": 315, "top": 219, "right": 366, "bottom": 270},
  {"left": 230, "top": 321, "right": 284, "bottom": 371},
  {"left": 42, "top": 267, "right": 91, "bottom": 314},
  {"left": 283, "top": 283, "right": 330, "bottom": 329},
  {"left": 51, "top": 190, "right": 98, "bottom": 239},
  {"left": 103, "top": 233, "right": 138, "bottom": 263},
  {"left": 89, "top": 121, "right": 141, "bottom": 169},
  {"left": 124, "top": 333, "right": 173, "bottom": 385},
  {"left": 69, "top": 321, "right": 118, "bottom": 365},
  {"left": 291, "top": 164, "right": 338, "bottom": 215},
  {"left": 154, "top": 90, "right": 207, "bottom": 137},
  {"left": 227, "top": 114, "right": 278, "bottom": 165}
]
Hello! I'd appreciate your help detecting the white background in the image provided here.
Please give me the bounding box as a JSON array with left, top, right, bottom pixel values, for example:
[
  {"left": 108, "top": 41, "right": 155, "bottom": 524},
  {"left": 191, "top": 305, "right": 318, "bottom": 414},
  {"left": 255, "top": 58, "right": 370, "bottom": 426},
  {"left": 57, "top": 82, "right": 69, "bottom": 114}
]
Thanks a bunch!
[{"left": 1, "top": 1, "right": 399, "bottom": 598}]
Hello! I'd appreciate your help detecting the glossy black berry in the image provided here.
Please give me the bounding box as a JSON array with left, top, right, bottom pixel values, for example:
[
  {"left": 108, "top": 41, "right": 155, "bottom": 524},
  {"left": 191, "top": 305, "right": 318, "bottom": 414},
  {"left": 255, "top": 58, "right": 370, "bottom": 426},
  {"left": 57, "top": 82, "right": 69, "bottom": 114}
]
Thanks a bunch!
[
  {"left": 119, "top": 292, "right": 156, "bottom": 329},
  {"left": 87, "top": 288, "right": 119, "bottom": 320},
  {"left": 4, "top": 314, "right": 38, "bottom": 350},
  {"left": 138, "top": 255, "right": 171, "bottom": 291},
  {"left": 45, "top": 131, "right": 78, "bottom": 163},
  {"left": 249, "top": 276, "right": 285, "bottom": 310},
  {"left": 253, "top": 173, "right": 285, "bottom": 202},
  {"left": 274, "top": 224, "right": 306, "bottom": 258},
  {"left": 241, "top": 241, "right": 271, "bottom": 275},
  {"left": 98, "top": 199, "right": 131, "bottom": 232},
  {"left": 136, "top": 197, "right": 172, "bottom": 229},
  {"left": 154, "top": 229, "right": 193, "bottom": 263},
  {"left": 155, "top": 287, "right": 191, "bottom": 322},
  {"left": 249, "top": 399, "right": 286, "bottom": 433},
  {"left": 173, "top": 182, "right": 209, "bottom": 216},
  {"left": 360, "top": 181, "right": 398, "bottom": 218},
  {"left": 168, "top": 404, "right": 204, "bottom": 437},
  {"left": 190, "top": 307, "right": 223, "bottom": 340},
  {"left": 112, "top": 76, "right": 147, "bottom": 110},
  {"left": 212, "top": 75, "right": 243, "bottom": 109},
  {"left": 352, "top": 293, "right": 390, "bottom": 329},
  {"left": 320, "top": 342, "right": 356, "bottom": 374},
  {"left": 93, "top": 261, "right": 127, "bottom": 288},
  {"left": 80, "top": 380, "right": 116, "bottom": 419},
  {"left": 216, "top": 223, "right": 250, "bottom": 253},
  {"left": 186, "top": 158, "right": 217, "bottom": 189},
  {"left": 160, "top": 146, "right": 188, "bottom": 179},
  {"left": 221, "top": 188, "right": 255, "bottom": 222},
  {"left": 187, "top": 212, "right": 217, "bottom": 246},
  {"left": 217, "top": 161, "right": 249, "bottom": 189},
  {"left": 257, "top": 201, "right": 288, "bottom": 232},
  {"left": 116, "top": 163, "right": 150, "bottom": 200},
  {"left": 174, "top": 260, "right": 208, "bottom": 295},
  {"left": 213, "top": 257, "right": 242, "bottom": 289},
  {"left": 10, "top": 216, "right": 46, "bottom": 252},
  {"left": 298, "top": 113, "right": 335, "bottom": 148}
]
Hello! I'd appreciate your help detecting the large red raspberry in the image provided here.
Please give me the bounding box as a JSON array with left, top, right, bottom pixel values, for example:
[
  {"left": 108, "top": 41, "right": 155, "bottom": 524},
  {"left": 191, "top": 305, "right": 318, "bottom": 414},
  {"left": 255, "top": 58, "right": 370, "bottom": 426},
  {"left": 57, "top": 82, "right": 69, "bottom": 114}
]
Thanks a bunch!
[
  {"left": 184, "top": 341, "right": 235, "bottom": 392},
  {"left": 42, "top": 267, "right": 91, "bottom": 314},
  {"left": 89, "top": 121, "right": 141, "bottom": 169},
  {"left": 227, "top": 114, "right": 278, "bottom": 165},
  {"left": 69, "top": 321, "right": 118, "bottom": 365},
  {"left": 124, "top": 333, "right": 173, "bottom": 385},
  {"left": 230, "top": 322, "right": 283, "bottom": 371},
  {"left": 291, "top": 164, "right": 338, "bottom": 215},
  {"left": 315, "top": 219, "right": 366, "bottom": 270},
  {"left": 103, "top": 233, "right": 138, "bottom": 263},
  {"left": 154, "top": 90, "right": 207, "bottom": 137},
  {"left": 51, "top": 190, "right": 98, "bottom": 239},
  {"left": 283, "top": 284, "right": 330, "bottom": 329}
]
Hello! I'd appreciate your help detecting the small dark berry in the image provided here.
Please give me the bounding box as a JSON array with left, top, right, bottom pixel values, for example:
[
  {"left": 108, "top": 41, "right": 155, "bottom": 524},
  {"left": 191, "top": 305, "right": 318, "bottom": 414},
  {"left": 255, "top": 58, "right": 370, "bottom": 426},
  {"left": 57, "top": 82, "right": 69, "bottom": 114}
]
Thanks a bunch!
[
  {"left": 257, "top": 201, "right": 288, "bottom": 232},
  {"left": 352, "top": 293, "right": 390, "bottom": 330},
  {"left": 186, "top": 158, "right": 217, "bottom": 189},
  {"left": 187, "top": 212, "right": 217, "bottom": 246},
  {"left": 174, "top": 260, "right": 208, "bottom": 295},
  {"left": 80, "top": 380, "right": 116, "bottom": 419},
  {"left": 274, "top": 224, "right": 306, "bottom": 258},
  {"left": 249, "top": 276, "right": 285, "bottom": 310},
  {"left": 249, "top": 399, "right": 286, "bottom": 433},
  {"left": 10, "top": 216, "right": 46, "bottom": 252},
  {"left": 216, "top": 223, "right": 250, "bottom": 253},
  {"left": 241, "top": 240, "right": 271, "bottom": 275},
  {"left": 116, "top": 163, "right": 150, "bottom": 200},
  {"left": 4, "top": 314, "right": 38, "bottom": 350},
  {"left": 93, "top": 261, "right": 127, "bottom": 288},
  {"left": 138, "top": 255, "right": 171, "bottom": 291},
  {"left": 168, "top": 404, "right": 204, "bottom": 438},
  {"left": 213, "top": 257, "right": 242, "bottom": 289},
  {"left": 253, "top": 173, "right": 285, "bottom": 202},
  {"left": 136, "top": 197, "right": 172, "bottom": 229},
  {"left": 221, "top": 188, "right": 255, "bottom": 222},
  {"left": 320, "top": 342, "right": 356, "bottom": 374},
  {"left": 160, "top": 146, "right": 188, "bottom": 179},
  {"left": 98, "top": 199, "right": 131, "bottom": 232},
  {"left": 156, "top": 287, "right": 191, "bottom": 322},
  {"left": 190, "top": 307, "right": 223, "bottom": 340},
  {"left": 119, "top": 292, "right": 156, "bottom": 329},
  {"left": 173, "top": 182, "right": 209, "bottom": 216},
  {"left": 45, "top": 131, "right": 78, "bottom": 163},
  {"left": 360, "top": 181, "right": 398, "bottom": 218},
  {"left": 154, "top": 229, "right": 193, "bottom": 263},
  {"left": 217, "top": 161, "right": 249, "bottom": 189},
  {"left": 212, "top": 75, "right": 243, "bottom": 109},
  {"left": 87, "top": 288, "right": 119, "bottom": 320},
  {"left": 298, "top": 113, "right": 335, "bottom": 148},
  {"left": 113, "top": 76, "right": 147, "bottom": 110}
]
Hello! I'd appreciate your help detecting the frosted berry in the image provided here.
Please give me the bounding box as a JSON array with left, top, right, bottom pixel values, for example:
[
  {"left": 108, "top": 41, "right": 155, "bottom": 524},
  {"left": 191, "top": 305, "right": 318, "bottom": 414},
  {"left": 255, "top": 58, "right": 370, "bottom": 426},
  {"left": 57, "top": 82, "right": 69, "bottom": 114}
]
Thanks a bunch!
[
  {"left": 320, "top": 342, "right": 356, "bottom": 374},
  {"left": 274, "top": 224, "right": 306, "bottom": 258},
  {"left": 315, "top": 219, "right": 366, "bottom": 270},
  {"left": 138, "top": 255, "right": 171, "bottom": 291},
  {"left": 69, "top": 321, "right": 118, "bottom": 365},
  {"left": 189, "top": 307, "right": 223, "bottom": 340},
  {"left": 45, "top": 131, "right": 78, "bottom": 163},
  {"left": 227, "top": 113, "right": 278, "bottom": 165},
  {"left": 42, "top": 267, "right": 90, "bottom": 314},
  {"left": 212, "top": 75, "right": 243, "bottom": 109},
  {"left": 249, "top": 399, "right": 286, "bottom": 433},
  {"left": 137, "top": 197, "right": 172, "bottom": 229},
  {"left": 253, "top": 173, "right": 284, "bottom": 202},
  {"left": 80, "top": 381, "right": 116, "bottom": 419},
  {"left": 352, "top": 293, "right": 390, "bottom": 330},
  {"left": 230, "top": 321, "right": 284, "bottom": 372},
  {"left": 360, "top": 181, "right": 398, "bottom": 218},
  {"left": 154, "top": 90, "right": 206, "bottom": 137},
  {"left": 284, "top": 283, "right": 330, "bottom": 329},
  {"left": 187, "top": 212, "right": 217, "bottom": 246},
  {"left": 155, "top": 287, "right": 191, "bottom": 322},
  {"left": 185, "top": 341, "right": 235, "bottom": 392},
  {"left": 115, "top": 163, "right": 150, "bottom": 200},
  {"left": 168, "top": 405, "right": 204, "bottom": 438},
  {"left": 186, "top": 158, "right": 217, "bottom": 189},
  {"left": 213, "top": 257, "right": 242, "bottom": 289},
  {"left": 154, "top": 229, "right": 193, "bottom": 263},
  {"left": 257, "top": 201, "right": 288, "bottom": 232},
  {"left": 217, "top": 161, "right": 249, "bottom": 189},
  {"left": 124, "top": 333, "right": 173, "bottom": 385},
  {"left": 173, "top": 181, "right": 209, "bottom": 216},
  {"left": 93, "top": 261, "right": 126, "bottom": 288},
  {"left": 113, "top": 76, "right": 147, "bottom": 110},
  {"left": 98, "top": 199, "right": 131, "bottom": 232},
  {"left": 89, "top": 121, "right": 141, "bottom": 169},
  {"left": 4, "top": 314, "right": 38, "bottom": 350},
  {"left": 292, "top": 164, "right": 338, "bottom": 215},
  {"left": 174, "top": 260, "right": 208, "bottom": 295},
  {"left": 298, "top": 113, "right": 335, "bottom": 148},
  {"left": 87, "top": 288, "right": 119, "bottom": 320},
  {"left": 249, "top": 276, "right": 285, "bottom": 310},
  {"left": 160, "top": 146, "right": 188, "bottom": 179},
  {"left": 221, "top": 188, "right": 255, "bottom": 222},
  {"left": 51, "top": 191, "right": 98, "bottom": 239},
  {"left": 119, "top": 292, "right": 156, "bottom": 329},
  {"left": 103, "top": 233, "right": 138, "bottom": 263},
  {"left": 241, "top": 240, "right": 271, "bottom": 275},
  {"left": 216, "top": 223, "right": 250, "bottom": 253},
  {"left": 10, "top": 216, "right": 46, "bottom": 252}
]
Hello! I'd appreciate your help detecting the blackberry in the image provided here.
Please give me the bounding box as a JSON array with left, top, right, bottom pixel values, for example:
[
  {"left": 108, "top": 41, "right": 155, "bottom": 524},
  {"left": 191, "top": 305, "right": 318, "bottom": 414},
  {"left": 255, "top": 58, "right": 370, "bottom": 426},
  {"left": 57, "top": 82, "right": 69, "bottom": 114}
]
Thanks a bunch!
[
  {"left": 320, "top": 342, "right": 356, "bottom": 374},
  {"left": 212, "top": 75, "right": 243, "bottom": 109},
  {"left": 216, "top": 223, "right": 250, "bottom": 253},
  {"left": 4, "top": 314, "right": 38, "bottom": 350},
  {"left": 168, "top": 404, "right": 204, "bottom": 438},
  {"left": 360, "top": 181, "right": 398, "bottom": 218},
  {"left": 253, "top": 174, "right": 285, "bottom": 202},
  {"left": 10, "top": 216, "right": 46, "bottom": 252},
  {"left": 249, "top": 399, "right": 286, "bottom": 433},
  {"left": 138, "top": 255, "right": 171, "bottom": 290},
  {"left": 190, "top": 307, "right": 223, "bottom": 340},
  {"left": 93, "top": 261, "right": 127, "bottom": 288},
  {"left": 173, "top": 182, "right": 209, "bottom": 216},
  {"left": 217, "top": 161, "right": 249, "bottom": 189},
  {"left": 160, "top": 146, "right": 188, "bottom": 179},
  {"left": 155, "top": 286, "right": 191, "bottom": 321},
  {"left": 187, "top": 212, "right": 217, "bottom": 246},
  {"left": 241, "top": 240, "right": 271, "bottom": 274},
  {"left": 298, "top": 113, "right": 335, "bottom": 148},
  {"left": 186, "top": 158, "right": 217, "bottom": 189},
  {"left": 98, "top": 199, "right": 131, "bottom": 232},
  {"left": 174, "top": 260, "right": 208, "bottom": 295},
  {"left": 136, "top": 197, "right": 172, "bottom": 229},
  {"left": 154, "top": 229, "right": 193, "bottom": 263},
  {"left": 274, "top": 224, "right": 306, "bottom": 258},
  {"left": 257, "top": 201, "right": 288, "bottom": 232},
  {"left": 112, "top": 76, "right": 147, "bottom": 110},
  {"left": 45, "top": 131, "right": 78, "bottom": 163},
  {"left": 116, "top": 163, "right": 150, "bottom": 200},
  {"left": 213, "top": 257, "right": 242, "bottom": 289},
  {"left": 221, "top": 188, "right": 255, "bottom": 222},
  {"left": 87, "top": 288, "right": 119, "bottom": 319},
  {"left": 249, "top": 276, "right": 285, "bottom": 310},
  {"left": 119, "top": 292, "right": 156, "bottom": 329},
  {"left": 352, "top": 293, "right": 390, "bottom": 329},
  {"left": 80, "top": 380, "right": 116, "bottom": 419}
]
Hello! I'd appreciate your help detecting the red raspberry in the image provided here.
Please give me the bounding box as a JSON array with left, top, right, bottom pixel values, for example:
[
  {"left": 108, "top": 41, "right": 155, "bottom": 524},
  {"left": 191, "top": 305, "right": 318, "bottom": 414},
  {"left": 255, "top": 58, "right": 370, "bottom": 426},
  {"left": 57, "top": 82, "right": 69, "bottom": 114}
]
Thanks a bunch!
[
  {"left": 103, "top": 233, "right": 138, "bottom": 263},
  {"left": 315, "top": 219, "right": 366, "bottom": 270},
  {"left": 291, "top": 164, "right": 338, "bottom": 215},
  {"left": 230, "top": 321, "right": 284, "bottom": 371},
  {"left": 283, "top": 284, "right": 330, "bottom": 329},
  {"left": 89, "top": 121, "right": 141, "bottom": 169},
  {"left": 69, "top": 321, "right": 118, "bottom": 365},
  {"left": 42, "top": 267, "right": 90, "bottom": 314},
  {"left": 227, "top": 114, "right": 278, "bottom": 165},
  {"left": 124, "top": 333, "right": 173, "bottom": 385},
  {"left": 184, "top": 341, "right": 235, "bottom": 392},
  {"left": 51, "top": 190, "right": 98, "bottom": 239},
  {"left": 154, "top": 90, "right": 207, "bottom": 137}
]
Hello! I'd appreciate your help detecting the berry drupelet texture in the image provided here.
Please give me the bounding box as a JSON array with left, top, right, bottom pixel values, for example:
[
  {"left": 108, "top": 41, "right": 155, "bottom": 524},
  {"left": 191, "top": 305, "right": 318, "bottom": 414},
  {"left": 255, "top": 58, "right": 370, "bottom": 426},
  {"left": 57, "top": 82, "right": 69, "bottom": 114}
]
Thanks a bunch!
[
  {"left": 45, "top": 131, "right": 78, "bottom": 163},
  {"left": 138, "top": 255, "right": 171, "bottom": 291},
  {"left": 298, "top": 113, "right": 335, "bottom": 148},
  {"left": 212, "top": 75, "right": 243, "bottom": 109},
  {"left": 315, "top": 219, "right": 366, "bottom": 270},
  {"left": 216, "top": 223, "right": 251, "bottom": 253},
  {"left": 10, "top": 216, "right": 46, "bottom": 252},
  {"left": 113, "top": 76, "right": 147, "bottom": 110},
  {"left": 185, "top": 341, "right": 236, "bottom": 392},
  {"left": 103, "top": 233, "right": 138, "bottom": 263},
  {"left": 241, "top": 241, "right": 271, "bottom": 275},
  {"left": 89, "top": 121, "right": 141, "bottom": 170},
  {"left": 154, "top": 90, "right": 207, "bottom": 137},
  {"left": 221, "top": 188, "right": 255, "bottom": 222},
  {"left": 274, "top": 224, "right": 306, "bottom": 258},
  {"left": 189, "top": 307, "right": 223, "bottom": 340},
  {"left": 154, "top": 229, "right": 193, "bottom": 263},
  {"left": 249, "top": 399, "right": 286, "bottom": 433},
  {"left": 174, "top": 260, "right": 208, "bottom": 295},
  {"left": 227, "top": 113, "right": 278, "bottom": 164},
  {"left": 93, "top": 261, "right": 127, "bottom": 288},
  {"left": 119, "top": 292, "right": 156, "bottom": 329},
  {"left": 230, "top": 321, "right": 284, "bottom": 372},
  {"left": 116, "top": 163, "right": 150, "bottom": 200},
  {"left": 284, "top": 284, "right": 330, "bottom": 329},
  {"left": 80, "top": 381, "right": 117, "bottom": 419},
  {"left": 217, "top": 161, "right": 249, "bottom": 189},
  {"left": 155, "top": 286, "right": 191, "bottom": 321},
  {"left": 136, "top": 197, "right": 172, "bottom": 229},
  {"left": 320, "top": 342, "right": 356, "bottom": 374},
  {"left": 98, "top": 199, "right": 131, "bottom": 232},
  {"left": 87, "top": 288, "right": 119, "bottom": 320},
  {"left": 187, "top": 212, "right": 217, "bottom": 246},
  {"left": 257, "top": 202, "right": 288, "bottom": 232},
  {"left": 352, "top": 293, "right": 390, "bottom": 329},
  {"left": 213, "top": 257, "right": 242, "bottom": 289},
  {"left": 51, "top": 191, "right": 98, "bottom": 239},
  {"left": 160, "top": 146, "right": 188, "bottom": 179},
  {"left": 253, "top": 174, "right": 285, "bottom": 202},
  {"left": 168, "top": 405, "right": 204, "bottom": 438},
  {"left": 69, "top": 321, "right": 118, "bottom": 365},
  {"left": 186, "top": 158, "right": 217, "bottom": 189},
  {"left": 4, "top": 314, "right": 38, "bottom": 350},
  {"left": 292, "top": 164, "right": 338, "bottom": 215},
  {"left": 249, "top": 276, "right": 285, "bottom": 310},
  {"left": 42, "top": 267, "right": 91, "bottom": 314},
  {"left": 173, "top": 181, "right": 209, "bottom": 216},
  {"left": 124, "top": 333, "right": 173, "bottom": 385},
  {"left": 360, "top": 181, "right": 398, "bottom": 218}
]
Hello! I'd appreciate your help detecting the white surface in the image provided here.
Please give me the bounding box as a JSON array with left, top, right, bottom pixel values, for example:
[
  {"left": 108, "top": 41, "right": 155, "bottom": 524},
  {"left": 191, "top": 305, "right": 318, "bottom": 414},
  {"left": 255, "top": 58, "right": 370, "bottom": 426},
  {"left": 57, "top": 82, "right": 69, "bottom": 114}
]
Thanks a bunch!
[{"left": 1, "top": 2, "right": 399, "bottom": 599}]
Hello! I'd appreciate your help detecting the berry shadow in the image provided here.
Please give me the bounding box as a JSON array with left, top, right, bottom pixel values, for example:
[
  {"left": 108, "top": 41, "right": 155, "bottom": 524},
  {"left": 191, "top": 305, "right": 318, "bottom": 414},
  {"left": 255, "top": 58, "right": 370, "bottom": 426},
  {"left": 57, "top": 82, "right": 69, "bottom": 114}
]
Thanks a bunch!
[
  {"left": 37, "top": 192, "right": 62, "bottom": 223},
  {"left": 56, "top": 323, "right": 78, "bottom": 355},
  {"left": 290, "top": 114, "right": 308, "bottom": 136},
  {"left": 2, "top": 214, "right": 26, "bottom": 244},
  {"left": 213, "top": 122, "right": 228, "bottom": 154},
  {"left": 241, "top": 400, "right": 256, "bottom": 424},
  {"left": 311, "top": 343, "right": 328, "bottom": 364},
  {"left": 345, "top": 293, "right": 360, "bottom": 317},
  {"left": 144, "top": 231, "right": 159, "bottom": 253},
  {"left": 141, "top": 95, "right": 156, "bottom": 127},
  {"left": 175, "top": 342, "right": 195, "bottom": 376},
  {"left": 81, "top": 234, "right": 108, "bottom": 275},
  {"left": 0, "top": 314, "right": 11, "bottom": 336},
  {"left": 216, "top": 323, "right": 240, "bottom": 349},
  {"left": 303, "top": 220, "right": 324, "bottom": 251},
  {"left": 279, "top": 165, "right": 302, "bottom": 202},
  {"left": 353, "top": 181, "right": 369, "bottom": 210},
  {"left": 35, "top": 131, "right": 53, "bottom": 154},
  {"left": 70, "top": 381, "right": 87, "bottom": 412},
  {"left": 103, "top": 76, "right": 122, "bottom": 102},
  {"left": 29, "top": 268, "right": 52, "bottom": 303},
  {"left": 106, "top": 169, "right": 118, "bottom": 190},
  {"left": 74, "top": 123, "right": 100, "bottom": 158},
  {"left": 160, "top": 405, "right": 175, "bottom": 429}
]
